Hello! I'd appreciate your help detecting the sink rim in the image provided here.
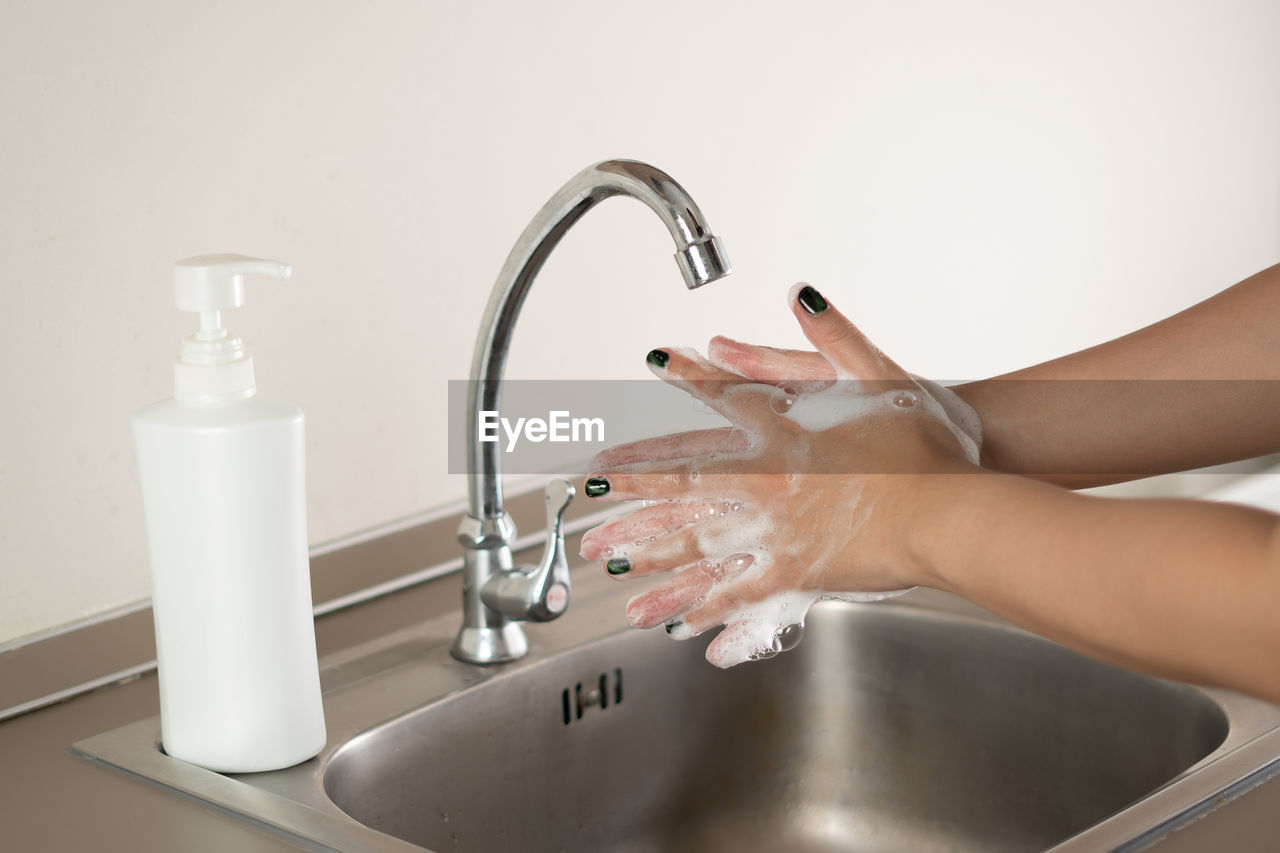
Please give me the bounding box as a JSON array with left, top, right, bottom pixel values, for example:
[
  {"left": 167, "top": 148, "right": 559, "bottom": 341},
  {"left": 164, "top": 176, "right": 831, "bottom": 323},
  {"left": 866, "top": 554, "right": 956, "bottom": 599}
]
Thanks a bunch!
[{"left": 73, "top": 570, "right": 1280, "bottom": 853}]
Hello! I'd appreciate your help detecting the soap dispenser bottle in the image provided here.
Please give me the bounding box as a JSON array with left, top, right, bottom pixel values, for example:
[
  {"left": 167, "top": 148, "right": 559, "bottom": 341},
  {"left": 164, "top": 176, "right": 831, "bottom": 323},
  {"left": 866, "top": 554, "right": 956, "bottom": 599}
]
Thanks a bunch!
[{"left": 132, "top": 254, "right": 326, "bottom": 773}]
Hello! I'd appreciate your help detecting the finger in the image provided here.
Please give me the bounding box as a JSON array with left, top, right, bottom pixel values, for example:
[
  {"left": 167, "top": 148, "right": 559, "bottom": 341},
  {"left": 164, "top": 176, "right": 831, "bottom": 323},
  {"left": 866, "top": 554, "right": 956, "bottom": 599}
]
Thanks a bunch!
[
  {"left": 597, "top": 511, "right": 752, "bottom": 579},
  {"left": 787, "top": 283, "right": 912, "bottom": 384},
  {"left": 624, "top": 554, "right": 755, "bottom": 629},
  {"left": 625, "top": 571, "right": 715, "bottom": 629},
  {"left": 579, "top": 499, "right": 736, "bottom": 562},
  {"left": 646, "top": 346, "right": 779, "bottom": 431},
  {"left": 704, "top": 619, "right": 780, "bottom": 668},
  {"left": 588, "top": 427, "right": 749, "bottom": 473},
  {"left": 707, "top": 336, "right": 835, "bottom": 394},
  {"left": 582, "top": 462, "right": 755, "bottom": 503},
  {"left": 679, "top": 569, "right": 782, "bottom": 635}
]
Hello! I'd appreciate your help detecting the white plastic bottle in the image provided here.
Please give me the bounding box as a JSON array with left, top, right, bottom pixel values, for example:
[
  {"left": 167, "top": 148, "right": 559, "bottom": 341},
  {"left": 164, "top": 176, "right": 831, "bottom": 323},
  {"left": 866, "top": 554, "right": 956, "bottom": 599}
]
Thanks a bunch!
[{"left": 132, "top": 254, "right": 326, "bottom": 773}]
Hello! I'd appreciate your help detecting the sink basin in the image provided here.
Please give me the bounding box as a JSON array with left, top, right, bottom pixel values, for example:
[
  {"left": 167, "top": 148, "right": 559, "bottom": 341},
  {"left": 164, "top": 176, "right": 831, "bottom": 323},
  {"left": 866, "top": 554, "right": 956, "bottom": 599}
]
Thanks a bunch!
[
  {"left": 75, "top": 569, "right": 1280, "bottom": 852},
  {"left": 323, "top": 602, "right": 1226, "bottom": 853}
]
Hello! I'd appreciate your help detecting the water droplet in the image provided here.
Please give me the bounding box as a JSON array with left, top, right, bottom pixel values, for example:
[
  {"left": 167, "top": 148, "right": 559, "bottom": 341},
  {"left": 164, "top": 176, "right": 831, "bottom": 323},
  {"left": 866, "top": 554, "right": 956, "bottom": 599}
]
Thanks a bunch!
[
  {"left": 730, "top": 502, "right": 744, "bottom": 512},
  {"left": 602, "top": 546, "right": 614, "bottom": 557},
  {"left": 893, "top": 391, "right": 919, "bottom": 409}
]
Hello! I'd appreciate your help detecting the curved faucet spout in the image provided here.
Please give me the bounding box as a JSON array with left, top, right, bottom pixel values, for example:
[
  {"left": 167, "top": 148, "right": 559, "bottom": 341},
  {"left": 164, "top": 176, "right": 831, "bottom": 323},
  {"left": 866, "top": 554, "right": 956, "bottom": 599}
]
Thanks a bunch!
[
  {"left": 453, "top": 160, "right": 732, "bottom": 665},
  {"left": 467, "top": 160, "right": 731, "bottom": 522}
]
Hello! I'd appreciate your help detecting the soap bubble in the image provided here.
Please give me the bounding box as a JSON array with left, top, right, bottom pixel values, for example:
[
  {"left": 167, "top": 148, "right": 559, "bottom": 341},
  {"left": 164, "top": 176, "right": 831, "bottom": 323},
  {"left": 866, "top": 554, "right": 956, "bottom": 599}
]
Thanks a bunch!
[
  {"left": 892, "top": 391, "right": 919, "bottom": 409},
  {"left": 752, "top": 644, "right": 780, "bottom": 661},
  {"left": 775, "top": 622, "right": 805, "bottom": 652}
]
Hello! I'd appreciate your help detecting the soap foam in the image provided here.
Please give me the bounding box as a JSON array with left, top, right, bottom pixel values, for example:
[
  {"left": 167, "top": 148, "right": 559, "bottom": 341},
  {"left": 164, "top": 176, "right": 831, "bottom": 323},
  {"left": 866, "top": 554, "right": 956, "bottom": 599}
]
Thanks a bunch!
[
  {"left": 703, "top": 586, "right": 921, "bottom": 667},
  {"left": 783, "top": 381, "right": 980, "bottom": 465},
  {"left": 692, "top": 510, "right": 774, "bottom": 563}
]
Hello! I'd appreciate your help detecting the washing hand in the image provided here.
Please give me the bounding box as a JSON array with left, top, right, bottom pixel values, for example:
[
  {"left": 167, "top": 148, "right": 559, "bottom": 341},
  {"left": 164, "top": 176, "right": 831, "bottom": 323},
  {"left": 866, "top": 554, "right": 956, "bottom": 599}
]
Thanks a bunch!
[{"left": 580, "top": 284, "right": 983, "bottom": 667}]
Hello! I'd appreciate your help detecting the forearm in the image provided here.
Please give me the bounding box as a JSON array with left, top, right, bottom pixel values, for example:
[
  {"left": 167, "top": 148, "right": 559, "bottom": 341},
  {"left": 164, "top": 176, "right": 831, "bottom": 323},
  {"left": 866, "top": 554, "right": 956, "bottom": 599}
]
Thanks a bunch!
[
  {"left": 909, "top": 471, "right": 1280, "bottom": 703},
  {"left": 954, "top": 262, "right": 1280, "bottom": 486}
]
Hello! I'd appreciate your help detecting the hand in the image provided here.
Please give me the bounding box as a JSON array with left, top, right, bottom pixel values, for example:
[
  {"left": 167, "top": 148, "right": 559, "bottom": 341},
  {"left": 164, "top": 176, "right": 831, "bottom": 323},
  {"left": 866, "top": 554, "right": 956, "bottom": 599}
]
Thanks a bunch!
[
  {"left": 580, "top": 284, "right": 983, "bottom": 667},
  {"left": 705, "top": 335, "right": 983, "bottom": 448}
]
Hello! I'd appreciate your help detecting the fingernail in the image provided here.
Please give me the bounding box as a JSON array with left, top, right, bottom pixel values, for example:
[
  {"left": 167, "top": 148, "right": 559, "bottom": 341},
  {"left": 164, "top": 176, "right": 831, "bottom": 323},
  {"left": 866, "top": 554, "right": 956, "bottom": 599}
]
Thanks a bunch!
[
  {"left": 585, "top": 476, "right": 610, "bottom": 498},
  {"left": 666, "top": 620, "right": 695, "bottom": 640},
  {"left": 797, "top": 285, "right": 828, "bottom": 316},
  {"left": 646, "top": 348, "right": 670, "bottom": 369},
  {"left": 606, "top": 557, "right": 631, "bottom": 576}
]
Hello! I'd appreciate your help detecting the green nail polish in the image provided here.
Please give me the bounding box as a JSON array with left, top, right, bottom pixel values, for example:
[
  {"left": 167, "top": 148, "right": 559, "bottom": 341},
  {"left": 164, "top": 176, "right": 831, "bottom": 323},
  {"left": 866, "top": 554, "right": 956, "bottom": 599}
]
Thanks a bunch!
[
  {"left": 585, "top": 477, "right": 610, "bottom": 498},
  {"left": 646, "top": 349, "right": 670, "bottom": 369},
  {"left": 797, "top": 285, "right": 828, "bottom": 316},
  {"left": 665, "top": 620, "right": 684, "bottom": 635},
  {"left": 606, "top": 558, "right": 631, "bottom": 576}
]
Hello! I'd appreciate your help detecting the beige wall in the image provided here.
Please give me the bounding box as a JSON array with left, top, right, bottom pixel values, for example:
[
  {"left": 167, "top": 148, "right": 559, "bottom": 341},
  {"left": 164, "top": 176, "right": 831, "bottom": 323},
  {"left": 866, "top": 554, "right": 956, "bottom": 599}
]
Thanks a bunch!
[{"left": 3, "top": 0, "right": 1278, "bottom": 645}]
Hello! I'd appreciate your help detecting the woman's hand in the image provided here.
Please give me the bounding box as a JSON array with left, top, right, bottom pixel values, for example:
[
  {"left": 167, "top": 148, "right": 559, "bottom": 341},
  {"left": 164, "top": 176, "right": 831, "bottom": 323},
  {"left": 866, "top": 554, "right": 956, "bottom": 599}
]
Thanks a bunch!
[{"left": 579, "top": 284, "right": 984, "bottom": 667}]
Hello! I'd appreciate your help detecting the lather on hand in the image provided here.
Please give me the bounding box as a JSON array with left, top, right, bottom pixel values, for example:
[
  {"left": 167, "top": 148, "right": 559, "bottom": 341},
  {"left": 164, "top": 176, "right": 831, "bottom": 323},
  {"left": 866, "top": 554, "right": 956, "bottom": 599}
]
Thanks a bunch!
[{"left": 579, "top": 284, "right": 983, "bottom": 667}]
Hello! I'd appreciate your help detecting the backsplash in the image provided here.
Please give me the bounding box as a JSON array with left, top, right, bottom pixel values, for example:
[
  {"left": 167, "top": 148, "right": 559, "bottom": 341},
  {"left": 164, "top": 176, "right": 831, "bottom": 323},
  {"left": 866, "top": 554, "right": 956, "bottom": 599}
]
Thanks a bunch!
[{"left": 3, "top": 1, "right": 1279, "bottom": 646}]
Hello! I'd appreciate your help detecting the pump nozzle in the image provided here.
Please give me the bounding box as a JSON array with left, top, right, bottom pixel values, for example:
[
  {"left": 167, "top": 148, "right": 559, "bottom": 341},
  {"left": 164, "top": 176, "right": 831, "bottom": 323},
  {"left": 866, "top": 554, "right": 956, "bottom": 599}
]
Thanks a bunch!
[
  {"left": 171, "top": 254, "right": 292, "bottom": 404},
  {"left": 175, "top": 253, "right": 291, "bottom": 312}
]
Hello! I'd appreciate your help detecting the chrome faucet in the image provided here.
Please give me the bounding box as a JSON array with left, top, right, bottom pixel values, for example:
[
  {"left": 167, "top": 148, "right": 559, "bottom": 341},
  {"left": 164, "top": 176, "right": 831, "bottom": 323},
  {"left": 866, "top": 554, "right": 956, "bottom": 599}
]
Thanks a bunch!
[{"left": 452, "top": 160, "right": 732, "bottom": 664}]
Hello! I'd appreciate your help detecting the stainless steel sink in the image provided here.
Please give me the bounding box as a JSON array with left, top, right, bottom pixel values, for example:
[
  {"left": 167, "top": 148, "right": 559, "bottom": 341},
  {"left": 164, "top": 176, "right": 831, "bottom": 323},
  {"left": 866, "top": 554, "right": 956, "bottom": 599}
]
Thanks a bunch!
[{"left": 75, "top": 569, "right": 1280, "bottom": 852}]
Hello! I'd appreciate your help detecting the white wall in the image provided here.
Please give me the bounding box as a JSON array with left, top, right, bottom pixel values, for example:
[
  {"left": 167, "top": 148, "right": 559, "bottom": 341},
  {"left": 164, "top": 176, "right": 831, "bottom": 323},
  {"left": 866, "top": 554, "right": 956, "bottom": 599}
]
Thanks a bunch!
[{"left": 2, "top": 0, "right": 1277, "bottom": 645}]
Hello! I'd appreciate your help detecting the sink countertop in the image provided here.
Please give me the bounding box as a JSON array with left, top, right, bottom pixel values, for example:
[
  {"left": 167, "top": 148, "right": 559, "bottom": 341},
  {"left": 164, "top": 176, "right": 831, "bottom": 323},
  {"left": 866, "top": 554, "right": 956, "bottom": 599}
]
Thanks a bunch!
[
  {"left": 4, "top": 551, "right": 1280, "bottom": 851},
  {"left": 0, "top": 567, "right": 463, "bottom": 853}
]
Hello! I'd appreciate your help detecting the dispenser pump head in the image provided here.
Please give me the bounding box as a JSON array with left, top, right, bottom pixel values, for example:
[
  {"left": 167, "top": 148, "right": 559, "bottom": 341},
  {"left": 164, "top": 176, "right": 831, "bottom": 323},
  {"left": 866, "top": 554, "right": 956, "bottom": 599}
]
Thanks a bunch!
[{"left": 171, "top": 254, "right": 292, "bottom": 404}]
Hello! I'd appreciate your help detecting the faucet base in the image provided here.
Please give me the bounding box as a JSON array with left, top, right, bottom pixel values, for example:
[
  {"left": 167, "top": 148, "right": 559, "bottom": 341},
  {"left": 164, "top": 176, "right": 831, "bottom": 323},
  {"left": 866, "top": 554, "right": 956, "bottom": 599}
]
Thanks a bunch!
[{"left": 451, "top": 621, "right": 528, "bottom": 665}]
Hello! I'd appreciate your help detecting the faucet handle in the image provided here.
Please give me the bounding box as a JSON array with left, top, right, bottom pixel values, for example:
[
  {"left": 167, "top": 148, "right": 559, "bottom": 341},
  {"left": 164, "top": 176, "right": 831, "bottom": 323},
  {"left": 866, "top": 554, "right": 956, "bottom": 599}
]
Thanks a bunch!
[
  {"left": 480, "top": 479, "right": 575, "bottom": 623},
  {"left": 527, "top": 479, "right": 575, "bottom": 621}
]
